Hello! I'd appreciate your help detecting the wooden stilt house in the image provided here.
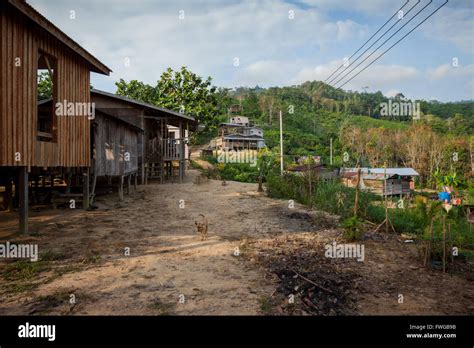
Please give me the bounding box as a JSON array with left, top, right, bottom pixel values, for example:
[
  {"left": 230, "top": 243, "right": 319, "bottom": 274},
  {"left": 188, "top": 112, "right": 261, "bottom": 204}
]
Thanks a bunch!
[
  {"left": 90, "top": 89, "right": 197, "bottom": 185},
  {"left": 0, "top": 0, "right": 111, "bottom": 232}
]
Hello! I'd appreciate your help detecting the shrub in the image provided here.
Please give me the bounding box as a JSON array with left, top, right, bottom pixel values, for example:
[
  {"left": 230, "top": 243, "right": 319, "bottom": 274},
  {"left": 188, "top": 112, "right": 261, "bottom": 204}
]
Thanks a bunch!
[{"left": 340, "top": 216, "right": 364, "bottom": 241}]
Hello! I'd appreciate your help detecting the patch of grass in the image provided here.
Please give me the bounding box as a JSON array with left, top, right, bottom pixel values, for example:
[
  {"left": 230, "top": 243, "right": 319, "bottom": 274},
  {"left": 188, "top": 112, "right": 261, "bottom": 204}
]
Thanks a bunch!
[
  {"left": 148, "top": 299, "right": 176, "bottom": 315},
  {"left": 189, "top": 160, "right": 204, "bottom": 170},
  {"left": 54, "top": 263, "right": 84, "bottom": 276},
  {"left": 3, "top": 260, "right": 50, "bottom": 281},
  {"left": 5, "top": 282, "right": 38, "bottom": 294},
  {"left": 40, "top": 250, "right": 67, "bottom": 262},
  {"left": 258, "top": 296, "right": 274, "bottom": 314},
  {"left": 80, "top": 254, "right": 102, "bottom": 265}
]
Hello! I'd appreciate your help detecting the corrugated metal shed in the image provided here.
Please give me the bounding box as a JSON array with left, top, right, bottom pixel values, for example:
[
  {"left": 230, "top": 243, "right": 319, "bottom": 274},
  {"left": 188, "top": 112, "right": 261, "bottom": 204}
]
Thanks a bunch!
[{"left": 342, "top": 168, "right": 419, "bottom": 177}]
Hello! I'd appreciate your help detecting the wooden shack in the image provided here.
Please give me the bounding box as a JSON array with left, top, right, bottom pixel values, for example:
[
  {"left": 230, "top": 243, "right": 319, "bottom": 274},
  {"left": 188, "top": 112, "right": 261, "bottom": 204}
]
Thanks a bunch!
[
  {"left": 341, "top": 168, "right": 419, "bottom": 196},
  {"left": 39, "top": 95, "right": 143, "bottom": 201},
  {"left": 0, "top": 0, "right": 111, "bottom": 232},
  {"left": 90, "top": 89, "right": 197, "bottom": 185}
]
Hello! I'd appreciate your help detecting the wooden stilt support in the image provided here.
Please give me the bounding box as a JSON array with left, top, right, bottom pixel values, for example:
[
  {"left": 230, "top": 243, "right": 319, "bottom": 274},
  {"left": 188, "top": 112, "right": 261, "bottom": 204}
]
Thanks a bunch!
[
  {"left": 134, "top": 172, "right": 137, "bottom": 190},
  {"left": 19, "top": 167, "right": 28, "bottom": 234},
  {"left": 119, "top": 176, "right": 124, "bottom": 201},
  {"left": 5, "top": 180, "right": 13, "bottom": 212},
  {"left": 83, "top": 169, "right": 90, "bottom": 210},
  {"left": 65, "top": 170, "right": 72, "bottom": 195},
  {"left": 160, "top": 158, "right": 164, "bottom": 184},
  {"left": 145, "top": 164, "right": 148, "bottom": 185},
  {"left": 126, "top": 175, "right": 131, "bottom": 195},
  {"left": 179, "top": 122, "right": 184, "bottom": 184},
  {"left": 90, "top": 171, "right": 97, "bottom": 205}
]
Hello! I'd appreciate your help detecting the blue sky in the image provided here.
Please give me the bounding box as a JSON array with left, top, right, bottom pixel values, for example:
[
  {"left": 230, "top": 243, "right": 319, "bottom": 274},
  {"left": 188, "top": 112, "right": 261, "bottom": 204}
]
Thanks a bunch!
[{"left": 29, "top": 0, "right": 473, "bottom": 102}]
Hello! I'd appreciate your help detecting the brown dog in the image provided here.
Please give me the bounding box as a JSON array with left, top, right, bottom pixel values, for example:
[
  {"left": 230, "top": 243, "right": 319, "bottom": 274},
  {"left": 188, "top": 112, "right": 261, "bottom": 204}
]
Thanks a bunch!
[{"left": 195, "top": 214, "right": 208, "bottom": 241}]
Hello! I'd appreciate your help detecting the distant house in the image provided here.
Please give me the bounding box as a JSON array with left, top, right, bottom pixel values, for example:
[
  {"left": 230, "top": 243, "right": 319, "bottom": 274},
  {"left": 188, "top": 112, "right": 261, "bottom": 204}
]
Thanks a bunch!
[
  {"left": 341, "top": 167, "right": 419, "bottom": 196},
  {"left": 211, "top": 122, "right": 265, "bottom": 151},
  {"left": 288, "top": 163, "right": 339, "bottom": 180},
  {"left": 230, "top": 116, "right": 249, "bottom": 126}
]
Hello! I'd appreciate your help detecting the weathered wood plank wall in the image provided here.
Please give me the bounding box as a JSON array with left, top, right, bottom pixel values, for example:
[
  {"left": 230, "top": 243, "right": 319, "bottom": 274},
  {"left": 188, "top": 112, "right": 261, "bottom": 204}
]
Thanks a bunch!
[
  {"left": 93, "top": 112, "right": 139, "bottom": 177},
  {"left": 0, "top": 3, "right": 91, "bottom": 169}
]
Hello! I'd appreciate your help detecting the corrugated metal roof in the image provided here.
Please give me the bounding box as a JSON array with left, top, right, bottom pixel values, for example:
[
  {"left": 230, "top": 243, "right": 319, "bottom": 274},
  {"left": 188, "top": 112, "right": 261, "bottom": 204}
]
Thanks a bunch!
[
  {"left": 91, "top": 89, "right": 197, "bottom": 125},
  {"left": 342, "top": 168, "right": 419, "bottom": 176},
  {"left": 224, "top": 134, "right": 265, "bottom": 141}
]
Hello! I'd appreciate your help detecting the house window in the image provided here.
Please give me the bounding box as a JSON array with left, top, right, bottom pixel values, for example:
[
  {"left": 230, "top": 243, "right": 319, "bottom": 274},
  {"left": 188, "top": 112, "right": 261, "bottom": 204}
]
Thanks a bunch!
[{"left": 37, "top": 51, "right": 57, "bottom": 142}]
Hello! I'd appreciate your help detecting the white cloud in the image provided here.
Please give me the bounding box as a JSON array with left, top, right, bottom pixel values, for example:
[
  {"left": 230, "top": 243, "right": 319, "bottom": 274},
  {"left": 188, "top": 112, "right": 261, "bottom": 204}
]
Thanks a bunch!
[
  {"left": 291, "top": 60, "right": 419, "bottom": 90},
  {"left": 233, "top": 60, "right": 297, "bottom": 87},
  {"left": 26, "top": 0, "right": 473, "bottom": 101},
  {"left": 428, "top": 64, "right": 474, "bottom": 80},
  {"left": 300, "top": 0, "right": 400, "bottom": 16},
  {"left": 420, "top": 6, "right": 474, "bottom": 52},
  {"left": 29, "top": 0, "right": 368, "bottom": 89}
]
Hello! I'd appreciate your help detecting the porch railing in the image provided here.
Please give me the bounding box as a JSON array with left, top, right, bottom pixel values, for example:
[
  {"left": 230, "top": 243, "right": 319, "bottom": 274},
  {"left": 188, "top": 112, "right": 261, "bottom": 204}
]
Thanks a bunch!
[{"left": 146, "top": 137, "right": 186, "bottom": 162}]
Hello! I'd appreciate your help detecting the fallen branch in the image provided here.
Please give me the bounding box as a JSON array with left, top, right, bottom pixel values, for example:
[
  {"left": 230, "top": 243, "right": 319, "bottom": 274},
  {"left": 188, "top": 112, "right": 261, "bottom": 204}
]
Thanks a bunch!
[{"left": 291, "top": 269, "right": 337, "bottom": 296}]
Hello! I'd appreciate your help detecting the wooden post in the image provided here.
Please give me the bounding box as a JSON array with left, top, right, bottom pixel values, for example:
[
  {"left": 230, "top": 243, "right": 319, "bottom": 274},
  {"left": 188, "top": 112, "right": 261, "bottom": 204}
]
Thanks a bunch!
[
  {"left": 178, "top": 123, "right": 184, "bottom": 183},
  {"left": 134, "top": 172, "right": 138, "bottom": 190},
  {"left": 83, "top": 170, "right": 90, "bottom": 210},
  {"left": 19, "top": 167, "right": 28, "bottom": 234},
  {"left": 5, "top": 180, "right": 13, "bottom": 212},
  {"left": 160, "top": 158, "right": 164, "bottom": 184},
  {"left": 119, "top": 176, "right": 124, "bottom": 201},
  {"left": 353, "top": 167, "right": 361, "bottom": 217},
  {"left": 279, "top": 110, "right": 283, "bottom": 175},
  {"left": 126, "top": 174, "right": 131, "bottom": 195},
  {"left": 307, "top": 162, "right": 312, "bottom": 207},
  {"left": 65, "top": 170, "right": 72, "bottom": 195},
  {"left": 449, "top": 223, "right": 454, "bottom": 269},
  {"left": 90, "top": 171, "right": 97, "bottom": 205},
  {"left": 384, "top": 164, "right": 388, "bottom": 234},
  {"left": 141, "top": 114, "right": 146, "bottom": 185},
  {"left": 442, "top": 215, "right": 446, "bottom": 273}
]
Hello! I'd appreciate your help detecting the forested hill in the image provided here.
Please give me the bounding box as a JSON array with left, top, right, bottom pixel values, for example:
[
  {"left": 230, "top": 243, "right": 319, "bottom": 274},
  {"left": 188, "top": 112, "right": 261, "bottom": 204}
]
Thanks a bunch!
[
  {"left": 219, "top": 81, "right": 472, "bottom": 184},
  {"left": 229, "top": 81, "right": 473, "bottom": 135}
]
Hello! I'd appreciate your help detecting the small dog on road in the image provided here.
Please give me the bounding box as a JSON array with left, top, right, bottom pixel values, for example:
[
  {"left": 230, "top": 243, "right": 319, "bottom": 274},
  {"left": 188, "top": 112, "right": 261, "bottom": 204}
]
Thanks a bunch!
[{"left": 195, "top": 214, "right": 208, "bottom": 241}]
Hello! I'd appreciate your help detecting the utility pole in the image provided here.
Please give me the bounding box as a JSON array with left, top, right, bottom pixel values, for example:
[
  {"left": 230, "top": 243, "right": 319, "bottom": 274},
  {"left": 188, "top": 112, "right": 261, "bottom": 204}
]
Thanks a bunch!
[{"left": 280, "top": 110, "right": 284, "bottom": 175}]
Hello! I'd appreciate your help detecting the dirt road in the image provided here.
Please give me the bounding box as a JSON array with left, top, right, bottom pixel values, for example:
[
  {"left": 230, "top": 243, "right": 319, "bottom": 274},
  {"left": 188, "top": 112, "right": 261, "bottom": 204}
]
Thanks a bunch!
[{"left": 0, "top": 169, "right": 472, "bottom": 315}]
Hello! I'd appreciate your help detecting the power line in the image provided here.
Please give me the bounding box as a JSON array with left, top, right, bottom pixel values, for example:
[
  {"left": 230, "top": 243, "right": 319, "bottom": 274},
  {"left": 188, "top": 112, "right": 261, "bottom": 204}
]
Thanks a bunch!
[
  {"left": 331, "top": 0, "right": 434, "bottom": 88},
  {"left": 324, "top": 0, "right": 411, "bottom": 83},
  {"left": 327, "top": 0, "right": 421, "bottom": 85},
  {"left": 337, "top": 0, "right": 449, "bottom": 89}
]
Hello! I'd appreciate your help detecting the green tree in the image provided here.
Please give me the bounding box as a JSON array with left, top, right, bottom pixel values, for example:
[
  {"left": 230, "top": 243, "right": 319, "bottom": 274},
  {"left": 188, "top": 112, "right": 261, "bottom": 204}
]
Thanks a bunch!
[
  {"left": 116, "top": 66, "right": 221, "bottom": 129},
  {"left": 37, "top": 71, "right": 52, "bottom": 100}
]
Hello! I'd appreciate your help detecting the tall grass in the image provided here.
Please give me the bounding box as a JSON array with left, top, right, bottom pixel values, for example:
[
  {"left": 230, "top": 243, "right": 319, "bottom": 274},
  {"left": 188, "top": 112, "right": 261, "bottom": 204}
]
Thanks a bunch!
[{"left": 265, "top": 172, "right": 473, "bottom": 247}]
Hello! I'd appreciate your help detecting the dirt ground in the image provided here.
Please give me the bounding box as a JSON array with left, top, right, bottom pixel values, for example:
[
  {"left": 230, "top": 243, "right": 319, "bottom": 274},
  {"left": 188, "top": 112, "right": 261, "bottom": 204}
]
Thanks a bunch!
[{"left": 0, "top": 169, "right": 473, "bottom": 315}]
